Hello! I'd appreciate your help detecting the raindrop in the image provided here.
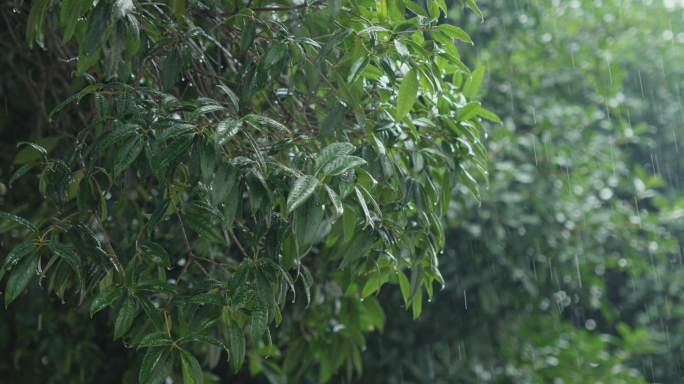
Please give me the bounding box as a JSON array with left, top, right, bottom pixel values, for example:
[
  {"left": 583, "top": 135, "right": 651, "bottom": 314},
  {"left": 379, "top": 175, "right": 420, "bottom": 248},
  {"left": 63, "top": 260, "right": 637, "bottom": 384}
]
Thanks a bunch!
[{"left": 61, "top": 300, "right": 66, "bottom": 304}]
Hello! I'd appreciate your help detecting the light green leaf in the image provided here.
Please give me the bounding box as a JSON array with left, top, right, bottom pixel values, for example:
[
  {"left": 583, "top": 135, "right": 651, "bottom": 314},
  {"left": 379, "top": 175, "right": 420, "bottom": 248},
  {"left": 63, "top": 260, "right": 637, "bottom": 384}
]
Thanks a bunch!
[
  {"left": 477, "top": 108, "right": 502, "bottom": 123},
  {"left": 397, "top": 68, "right": 419, "bottom": 120},
  {"left": 315, "top": 143, "right": 355, "bottom": 173},
  {"left": 324, "top": 185, "right": 343, "bottom": 219},
  {"left": 463, "top": 66, "right": 485, "bottom": 99},
  {"left": 348, "top": 56, "right": 370, "bottom": 85},
  {"left": 436, "top": 24, "right": 472, "bottom": 43},
  {"left": 287, "top": 175, "right": 318, "bottom": 215},
  {"left": 404, "top": 0, "right": 428, "bottom": 16},
  {"left": 458, "top": 101, "right": 481, "bottom": 122},
  {"left": 321, "top": 155, "right": 367, "bottom": 177}
]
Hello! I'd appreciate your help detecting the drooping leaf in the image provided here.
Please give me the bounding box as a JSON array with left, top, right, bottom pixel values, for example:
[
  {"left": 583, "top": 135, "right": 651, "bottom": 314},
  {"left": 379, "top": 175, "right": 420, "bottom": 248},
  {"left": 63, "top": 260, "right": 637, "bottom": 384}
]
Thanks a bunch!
[
  {"left": 0, "top": 242, "right": 37, "bottom": 283},
  {"left": 396, "top": 68, "right": 419, "bottom": 120},
  {"left": 9, "top": 162, "right": 41, "bottom": 187},
  {"left": 137, "top": 293, "right": 166, "bottom": 331},
  {"left": 0, "top": 211, "right": 39, "bottom": 235},
  {"left": 83, "top": 0, "right": 114, "bottom": 55},
  {"left": 4, "top": 252, "right": 39, "bottom": 308},
  {"left": 48, "top": 241, "right": 82, "bottom": 282},
  {"left": 179, "top": 348, "right": 203, "bottom": 384},
  {"left": 230, "top": 322, "right": 246, "bottom": 373},
  {"left": 318, "top": 102, "right": 347, "bottom": 139},
  {"left": 157, "top": 134, "right": 194, "bottom": 170},
  {"left": 146, "top": 200, "right": 171, "bottom": 236},
  {"left": 114, "top": 295, "right": 136, "bottom": 339},
  {"left": 315, "top": 143, "right": 355, "bottom": 173},
  {"left": 139, "top": 347, "right": 167, "bottom": 384},
  {"left": 436, "top": 24, "right": 472, "bottom": 43},
  {"left": 251, "top": 298, "right": 268, "bottom": 341},
  {"left": 239, "top": 18, "right": 256, "bottom": 56}
]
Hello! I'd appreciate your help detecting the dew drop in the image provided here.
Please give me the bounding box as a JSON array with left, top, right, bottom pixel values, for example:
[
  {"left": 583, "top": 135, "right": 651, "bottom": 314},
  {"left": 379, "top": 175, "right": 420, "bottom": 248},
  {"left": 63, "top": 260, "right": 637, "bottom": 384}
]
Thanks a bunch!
[{"left": 61, "top": 300, "right": 66, "bottom": 304}]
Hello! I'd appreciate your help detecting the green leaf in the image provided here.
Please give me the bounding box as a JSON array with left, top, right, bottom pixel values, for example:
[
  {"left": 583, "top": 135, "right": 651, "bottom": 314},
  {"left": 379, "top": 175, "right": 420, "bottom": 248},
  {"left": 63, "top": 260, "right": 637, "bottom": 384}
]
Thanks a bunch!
[
  {"left": 83, "top": 0, "right": 113, "bottom": 55},
  {"left": 179, "top": 348, "right": 203, "bottom": 384},
  {"left": 185, "top": 213, "right": 226, "bottom": 244},
  {"left": 404, "top": 0, "right": 428, "bottom": 16},
  {"left": 240, "top": 18, "right": 256, "bottom": 56},
  {"left": 17, "top": 141, "right": 47, "bottom": 158},
  {"left": 177, "top": 332, "right": 227, "bottom": 350},
  {"left": 113, "top": 135, "right": 144, "bottom": 177},
  {"left": 155, "top": 124, "right": 195, "bottom": 143},
  {"left": 463, "top": 66, "right": 485, "bottom": 99},
  {"left": 187, "top": 292, "right": 228, "bottom": 306},
  {"left": 318, "top": 102, "right": 347, "bottom": 139},
  {"left": 324, "top": 185, "right": 344, "bottom": 219},
  {"left": 342, "top": 207, "right": 356, "bottom": 244},
  {"left": 136, "top": 279, "right": 177, "bottom": 295},
  {"left": 0, "top": 211, "right": 38, "bottom": 235},
  {"left": 348, "top": 56, "right": 370, "bottom": 85},
  {"left": 329, "top": 0, "right": 341, "bottom": 21},
  {"left": 146, "top": 200, "right": 171, "bottom": 236},
  {"left": 139, "top": 332, "right": 174, "bottom": 348},
  {"left": 90, "top": 284, "right": 125, "bottom": 317},
  {"left": 261, "top": 43, "right": 288, "bottom": 69},
  {"left": 321, "top": 156, "right": 367, "bottom": 177},
  {"left": 0, "top": 242, "right": 37, "bottom": 283},
  {"left": 48, "top": 241, "right": 82, "bottom": 282},
  {"left": 243, "top": 114, "right": 289, "bottom": 134},
  {"left": 230, "top": 323, "right": 246, "bottom": 373},
  {"left": 157, "top": 133, "right": 194, "bottom": 170},
  {"left": 4, "top": 252, "right": 38, "bottom": 308},
  {"left": 243, "top": 130, "right": 267, "bottom": 174},
  {"left": 315, "top": 28, "right": 353, "bottom": 68},
  {"left": 26, "top": 0, "right": 50, "bottom": 48},
  {"left": 315, "top": 143, "right": 355, "bottom": 173},
  {"left": 139, "top": 347, "right": 167, "bottom": 384},
  {"left": 200, "top": 140, "right": 216, "bottom": 182},
  {"left": 251, "top": 299, "right": 268, "bottom": 340},
  {"left": 215, "top": 118, "right": 241, "bottom": 146},
  {"left": 477, "top": 108, "right": 502, "bottom": 123},
  {"left": 143, "top": 348, "right": 173, "bottom": 384},
  {"left": 9, "top": 162, "right": 40, "bottom": 187},
  {"left": 295, "top": 192, "right": 322, "bottom": 254},
  {"left": 138, "top": 293, "right": 166, "bottom": 331},
  {"left": 139, "top": 242, "right": 171, "bottom": 268},
  {"left": 397, "top": 269, "right": 410, "bottom": 306},
  {"left": 436, "top": 24, "right": 472, "bottom": 43},
  {"left": 464, "top": 0, "right": 483, "bottom": 20},
  {"left": 287, "top": 175, "right": 318, "bottom": 215},
  {"left": 458, "top": 101, "right": 481, "bottom": 122},
  {"left": 212, "top": 162, "right": 237, "bottom": 205},
  {"left": 161, "top": 49, "right": 181, "bottom": 92},
  {"left": 408, "top": 263, "right": 423, "bottom": 301},
  {"left": 397, "top": 68, "right": 419, "bottom": 120},
  {"left": 114, "top": 295, "right": 136, "bottom": 339}
]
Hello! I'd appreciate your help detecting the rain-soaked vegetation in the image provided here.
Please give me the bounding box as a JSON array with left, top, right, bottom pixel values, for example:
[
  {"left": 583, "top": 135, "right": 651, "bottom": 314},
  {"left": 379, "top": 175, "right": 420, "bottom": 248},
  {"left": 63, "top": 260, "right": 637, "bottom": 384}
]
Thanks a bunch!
[{"left": 1, "top": 0, "right": 684, "bottom": 383}]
